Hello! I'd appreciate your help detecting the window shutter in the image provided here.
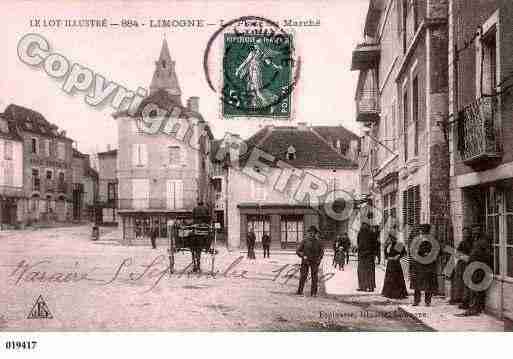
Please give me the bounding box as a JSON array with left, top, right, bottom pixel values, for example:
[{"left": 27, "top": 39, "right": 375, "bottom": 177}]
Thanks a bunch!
[
  {"left": 414, "top": 185, "right": 421, "bottom": 225},
  {"left": 175, "top": 180, "right": 183, "bottom": 209},
  {"left": 402, "top": 190, "right": 408, "bottom": 226}
]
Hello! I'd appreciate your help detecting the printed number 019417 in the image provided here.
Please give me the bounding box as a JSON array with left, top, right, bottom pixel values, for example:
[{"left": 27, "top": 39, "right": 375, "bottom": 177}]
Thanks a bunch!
[{"left": 4, "top": 341, "right": 37, "bottom": 350}]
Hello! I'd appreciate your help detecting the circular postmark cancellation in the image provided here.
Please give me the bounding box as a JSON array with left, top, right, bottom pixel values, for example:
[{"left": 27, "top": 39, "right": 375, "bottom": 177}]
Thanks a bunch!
[{"left": 203, "top": 16, "right": 301, "bottom": 119}]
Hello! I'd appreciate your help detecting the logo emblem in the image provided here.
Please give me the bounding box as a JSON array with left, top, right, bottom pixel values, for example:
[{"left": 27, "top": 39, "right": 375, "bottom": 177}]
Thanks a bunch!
[{"left": 27, "top": 295, "right": 53, "bottom": 319}]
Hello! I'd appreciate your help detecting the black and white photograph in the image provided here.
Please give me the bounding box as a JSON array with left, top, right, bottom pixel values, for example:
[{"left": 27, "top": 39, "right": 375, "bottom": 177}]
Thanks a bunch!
[{"left": 0, "top": 0, "right": 511, "bottom": 357}]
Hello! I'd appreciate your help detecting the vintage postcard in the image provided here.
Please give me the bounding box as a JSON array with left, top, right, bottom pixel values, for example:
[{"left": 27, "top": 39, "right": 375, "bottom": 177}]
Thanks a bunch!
[{"left": 0, "top": 0, "right": 511, "bottom": 350}]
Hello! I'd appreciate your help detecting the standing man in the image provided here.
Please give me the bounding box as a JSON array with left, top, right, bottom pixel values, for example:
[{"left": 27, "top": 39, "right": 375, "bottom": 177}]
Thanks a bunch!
[
  {"left": 262, "top": 231, "right": 271, "bottom": 258},
  {"left": 461, "top": 223, "right": 491, "bottom": 316},
  {"left": 247, "top": 230, "right": 256, "bottom": 259},
  {"left": 150, "top": 220, "right": 159, "bottom": 249},
  {"left": 341, "top": 232, "right": 351, "bottom": 265},
  {"left": 409, "top": 224, "right": 439, "bottom": 306},
  {"left": 192, "top": 200, "right": 211, "bottom": 224},
  {"left": 296, "top": 225, "right": 324, "bottom": 297},
  {"left": 449, "top": 226, "right": 473, "bottom": 305},
  {"left": 357, "top": 222, "right": 378, "bottom": 292}
]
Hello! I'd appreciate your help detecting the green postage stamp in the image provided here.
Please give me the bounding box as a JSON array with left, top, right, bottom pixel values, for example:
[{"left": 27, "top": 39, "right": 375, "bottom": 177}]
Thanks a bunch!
[{"left": 222, "top": 33, "right": 294, "bottom": 118}]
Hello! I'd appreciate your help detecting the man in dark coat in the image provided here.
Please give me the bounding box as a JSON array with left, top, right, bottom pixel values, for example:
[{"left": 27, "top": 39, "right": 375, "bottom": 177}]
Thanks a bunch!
[
  {"left": 461, "top": 224, "right": 492, "bottom": 316},
  {"left": 409, "top": 224, "right": 439, "bottom": 306},
  {"left": 341, "top": 232, "right": 351, "bottom": 264},
  {"left": 247, "top": 230, "right": 256, "bottom": 259},
  {"left": 262, "top": 231, "right": 271, "bottom": 258},
  {"left": 296, "top": 225, "right": 324, "bottom": 296},
  {"left": 192, "top": 201, "right": 211, "bottom": 224},
  {"left": 357, "top": 222, "right": 379, "bottom": 292},
  {"left": 449, "top": 226, "right": 473, "bottom": 305}
]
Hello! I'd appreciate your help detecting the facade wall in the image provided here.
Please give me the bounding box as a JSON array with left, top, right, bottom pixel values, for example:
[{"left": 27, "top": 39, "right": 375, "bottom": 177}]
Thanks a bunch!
[
  {"left": 226, "top": 165, "right": 359, "bottom": 249},
  {"left": 448, "top": 0, "right": 513, "bottom": 319},
  {"left": 98, "top": 154, "right": 117, "bottom": 201},
  {"left": 19, "top": 132, "right": 73, "bottom": 222},
  {"left": 116, "top": 116, "right": 211, "bottom": 211}
]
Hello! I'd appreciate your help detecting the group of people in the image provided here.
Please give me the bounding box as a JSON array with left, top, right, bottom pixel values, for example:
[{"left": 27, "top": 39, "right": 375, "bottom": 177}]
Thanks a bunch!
[
  {"left": 449, "top": 224, "right": 492, "bottom": 316},
  {"left": 246, "top": 230, "right": 271, "bottom": 259},
  {"left": 376, "top": 222, "right": 491, "bottom": 316}
]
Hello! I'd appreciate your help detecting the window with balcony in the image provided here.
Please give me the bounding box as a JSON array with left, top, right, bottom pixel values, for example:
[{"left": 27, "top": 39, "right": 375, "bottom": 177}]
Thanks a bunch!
[
  {"left": 356, "top": 70, "right": 380, "bottom": 124},
  {"left": 457, "top": 15, "right": 501, "bottom": 168}
]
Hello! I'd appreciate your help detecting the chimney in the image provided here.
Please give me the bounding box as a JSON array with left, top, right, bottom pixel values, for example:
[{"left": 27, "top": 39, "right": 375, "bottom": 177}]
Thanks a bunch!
[
  {"left": 107, "top": 144, "right": 111, "bottom": 151},
  {"left": 297, "top": 122, "right": 308, "bottom": 131},
  {"left": 187, "top": 96, "right": 200, "bottom": 112}
]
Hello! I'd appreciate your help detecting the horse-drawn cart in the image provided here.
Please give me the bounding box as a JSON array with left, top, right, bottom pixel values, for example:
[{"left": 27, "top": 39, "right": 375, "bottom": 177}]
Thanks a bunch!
[{"left": 167, "top": 220, "right": 217, "bottom": 274}]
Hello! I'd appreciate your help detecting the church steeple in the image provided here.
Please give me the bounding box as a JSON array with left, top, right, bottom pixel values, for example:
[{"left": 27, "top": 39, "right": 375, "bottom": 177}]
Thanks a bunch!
[{"left": 149, "top": 38, "right": 182, "bottom": 101}]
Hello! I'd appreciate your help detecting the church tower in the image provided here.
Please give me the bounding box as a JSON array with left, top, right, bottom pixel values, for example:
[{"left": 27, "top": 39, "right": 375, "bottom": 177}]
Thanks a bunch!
[{"left": 149, "top": 38, "right": 182, "bottom": 104}]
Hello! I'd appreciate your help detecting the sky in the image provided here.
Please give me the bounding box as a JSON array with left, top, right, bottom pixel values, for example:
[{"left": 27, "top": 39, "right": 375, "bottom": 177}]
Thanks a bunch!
[{"left": 0, "top": 0, "right": 369, "bottom": 155}]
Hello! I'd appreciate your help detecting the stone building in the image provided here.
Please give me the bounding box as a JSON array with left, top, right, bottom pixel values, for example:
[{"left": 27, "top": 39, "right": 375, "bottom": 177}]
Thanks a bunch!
[
  {"left": 113, "top": 39, "right": 214, "bottom": 245},
  {"left": 223, "top": 123, "right": 359, "bottom": 250},
  {"left": 447, "top": 0, "right": 513, "bottom": 320},
  {"left": 96, "top": 148, "right": 118, "bottom": 224},
  {"left": 71, "top": 148, "right": 99, "bottom": 221},
  {"left": 352, "top": 0, "right": 450, "bottom": 272},
  {"left": 0, "top": 114, "right": 24, "bottom": 227},
  {"left": 1, "top": 104, "right": 74, "bottom": 224}
]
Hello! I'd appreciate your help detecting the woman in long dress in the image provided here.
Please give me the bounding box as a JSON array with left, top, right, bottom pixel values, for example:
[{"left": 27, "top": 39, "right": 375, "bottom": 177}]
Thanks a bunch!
[{"left": 382, "top": 234, "right": 408, "bottom": 299}]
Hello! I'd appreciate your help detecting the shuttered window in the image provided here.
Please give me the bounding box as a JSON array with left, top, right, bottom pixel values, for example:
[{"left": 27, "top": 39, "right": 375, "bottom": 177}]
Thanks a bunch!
[
  {"left": 166, "top": 180, "right": 183, "bottom": 209},
  {"left": 132, "top": 144, "right": 148, "bottom": 167},
  {"left": 412, "top": 76, "right": 419, "bottom": 156},
  {"left": 402, "top": 185, "right": 420, "bottom": 227}
]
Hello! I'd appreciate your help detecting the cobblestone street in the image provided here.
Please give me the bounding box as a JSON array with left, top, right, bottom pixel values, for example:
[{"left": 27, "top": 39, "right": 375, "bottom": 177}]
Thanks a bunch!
[{"left": 0, "top": 226, "right": 429, "bottom": 331}]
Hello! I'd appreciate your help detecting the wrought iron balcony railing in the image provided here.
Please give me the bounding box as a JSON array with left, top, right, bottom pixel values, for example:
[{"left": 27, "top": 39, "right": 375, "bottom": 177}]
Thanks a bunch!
[
  {"left": 458, "top": 97, "right": 502, "bottom": 167},
  {"left": 356, "top": 89, "right": 380, "bottom": 124},
  {"left": 351, "top": 42, "right": 380, "bottom": 71}
]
